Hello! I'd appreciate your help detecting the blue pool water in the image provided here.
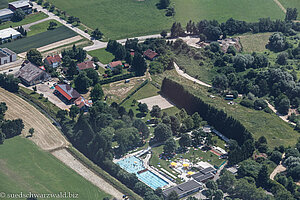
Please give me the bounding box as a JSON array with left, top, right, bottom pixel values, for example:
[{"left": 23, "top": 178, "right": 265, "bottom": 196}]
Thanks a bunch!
[{"left": 117, "top": 156, "right": 168, "bottom": 189}]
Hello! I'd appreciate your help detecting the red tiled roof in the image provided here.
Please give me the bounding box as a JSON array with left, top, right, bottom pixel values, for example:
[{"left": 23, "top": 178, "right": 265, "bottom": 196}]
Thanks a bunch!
[
  {"left": 74, "top": 96, "right": 93, "bottom": 108},
  {"left": 45, "top": 55, "right": 62, "bottom": 65},
  {"left": 143, "top": 49, "right": 158, "bottom": 60},
  {"left": 108, "top": 61, "right": 122, "bottom": 68},
  {"left": 55, "top": 85, "right": 72, "bottom": 100},
  {"left": 130, "top": 52, "right": 135, "bottom": 56},
  {"left": 77, "top": 61, "right": 94, "bottom": 71},
  {"left": 55, "top": 84, "right": 80, "bottom": 101}
]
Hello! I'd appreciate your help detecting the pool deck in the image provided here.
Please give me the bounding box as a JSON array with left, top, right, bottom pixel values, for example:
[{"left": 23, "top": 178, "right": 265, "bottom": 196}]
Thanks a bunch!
[{"left": 114, "top": 152, "right": 176, "bottom": 189}]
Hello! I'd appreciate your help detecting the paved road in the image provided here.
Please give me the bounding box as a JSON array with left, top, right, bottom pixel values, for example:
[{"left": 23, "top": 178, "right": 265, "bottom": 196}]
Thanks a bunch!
[
  {"left": 174, "top": 62, "right": 212, "bottom": 88},
  {"left": 22, "top": 16, "right": 51, "bottom": 31}
]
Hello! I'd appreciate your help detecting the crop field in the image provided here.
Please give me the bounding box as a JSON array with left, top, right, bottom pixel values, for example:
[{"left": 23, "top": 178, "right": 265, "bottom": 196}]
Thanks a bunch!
[
  {"left": 0, "top": 26, "right": 78, "bottom": 53},
  {"left": 239, "top": 32, "right": 273, "bottom": 53},
  {"left": 0, "top": 137, "right": 110, "bottom": 200},
  {"left": 278, "top": 0, "right": 300, "bottom": 19},
  {"left": 0, "top": 12, "right": 48, "bottom": 30},
  {"left": 48, "top": 0, "right": 284, "bottom": 39}
]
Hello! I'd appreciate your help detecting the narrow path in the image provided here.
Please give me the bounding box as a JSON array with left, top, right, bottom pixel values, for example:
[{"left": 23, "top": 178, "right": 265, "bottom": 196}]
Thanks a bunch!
[
  {"left": 22, "top": 16, "right": 51, "bottom": 31},
  {"left": 273, "top": 0, "right": 287, "bottom": 13},
  {"left": 270, "top": 153, "right": 286, "bottom": 180},
  {"left": 174, "top": 62, "right": 212, "bottom": 88},
  {"left": 266, "top": 102, "right": 296, "bottom": 126}
]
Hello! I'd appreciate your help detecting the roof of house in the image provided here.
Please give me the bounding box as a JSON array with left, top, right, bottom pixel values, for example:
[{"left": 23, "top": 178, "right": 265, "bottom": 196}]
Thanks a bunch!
[
  {"left": 15, "top": 62, "right": 45, "bottom": 83},
  {"left": 143, "top": 49, "right": 158, "bottom": 60},
  {"left": 9, "top": 0, "right": 31, "bottom": 8},
  {"left": 108, "top": 61, "right": 122, "bottom": 68},
  {"left": 45, "top": 55, "right": 62, "bottom": 65},
  {"left": 77, "top": 61, "right": 94, "bottom": 71},
  {"left": 74, "top": 96, "right": 93, "bottom": 108},
  {"left": 0, "top": 8, "right": 14, "bottom": 17},
  {"left": 0, "top": 28, "right": 21, "bottom": 39},
  {"left": 55, "top": 84, "right": 80, "bottom": 101},
  {"left": 0, "top": 51, "right": 7, "bottom": 58},
  {"left": 163, "top": 180, "right": 202, "bottom": 197}
]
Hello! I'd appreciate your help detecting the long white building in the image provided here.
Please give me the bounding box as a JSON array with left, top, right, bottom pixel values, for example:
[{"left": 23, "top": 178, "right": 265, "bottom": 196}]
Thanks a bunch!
[{"left": 0, "top": 28, "right": 21, "bottom": 41}]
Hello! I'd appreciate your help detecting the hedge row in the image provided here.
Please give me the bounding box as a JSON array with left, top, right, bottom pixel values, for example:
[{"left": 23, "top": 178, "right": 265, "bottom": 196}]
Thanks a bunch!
[
  {"left": 100, "top": 72, "right": 135, "bottom": 85},
  {"left": 119, "top": 79, "right": 149, "bottom": 105}
]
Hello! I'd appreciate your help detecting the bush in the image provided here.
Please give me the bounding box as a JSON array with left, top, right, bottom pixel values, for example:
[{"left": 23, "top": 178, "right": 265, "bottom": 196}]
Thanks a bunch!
[
  {"left": 254, "top": 99, "right": 268, "bottom": 110},
  {"left": 240, "top": 99, "right": 254, "bottom": 108}
]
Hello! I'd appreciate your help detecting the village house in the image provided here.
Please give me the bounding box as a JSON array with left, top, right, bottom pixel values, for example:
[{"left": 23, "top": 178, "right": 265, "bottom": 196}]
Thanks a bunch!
[
  {"left": 143, "top": 49, "right": 158, "bottom": 60},
  {"left": 76, "top": 60, "right": 95, "bottom": 71},
  {"left": 0, "top": 48, "right": 17, "bottom": 65},
  {"left": 74, "top": 96, "right": 93, "bottom": 112},
  {"left": 14, "top": 61, "right": 50, "bottom": 86},
  {"left": 107, "top": 60, "right": 123, "bottom": 71},
  {"left": 9, "top": 0, "right": 32, "bottom": 14},
  {"left": 44, "top": 55, "right": 62, "bottom": 68},
  {"left": 54, "top": 84, "right": 81, "bottom": 103}
]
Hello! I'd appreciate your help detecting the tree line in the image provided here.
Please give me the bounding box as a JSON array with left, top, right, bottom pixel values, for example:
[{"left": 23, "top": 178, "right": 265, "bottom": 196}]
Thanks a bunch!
[
  {"left": 0, "top": 102, "right": 24, "bottom": 144},
  {"left": 170, "top": 14, "right": 300, "bottom": 41},
  {"left": 161, "top": 77, "right": 254, "bottom": 164}
]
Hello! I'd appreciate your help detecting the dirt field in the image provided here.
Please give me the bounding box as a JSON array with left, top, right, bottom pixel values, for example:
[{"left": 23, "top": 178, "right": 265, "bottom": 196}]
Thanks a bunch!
[
  {"left": 0, "top": 87, "right": 68, "bottom": 151},
  {"left": 138, "top": 95, "right": 174, "bottom": 110},
  {"left": 52, "top": 149, "right": 123, "bottom": 199},
  {"left": 103, "top": 76, "right": 146, "bottom": 103}
]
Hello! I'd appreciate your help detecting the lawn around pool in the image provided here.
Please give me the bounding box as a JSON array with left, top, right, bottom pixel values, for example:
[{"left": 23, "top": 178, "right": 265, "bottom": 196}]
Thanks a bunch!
[
  {"left": 47, "top": 0, "right": 284, "bottom": 39},
  {"left": 0, "top": 136, "right": 111, "bottom": 200}
]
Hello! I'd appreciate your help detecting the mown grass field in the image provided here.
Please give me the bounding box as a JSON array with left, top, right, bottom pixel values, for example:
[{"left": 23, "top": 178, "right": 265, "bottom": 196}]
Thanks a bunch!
[
  {"left": 0, "top": 25, "right": 77, "bottom": 53},
  {"left": 0, "top": 12, "right": 48, "bottom": 30},
  {"left": 162, "top": 71, "right": 299, "bottom": 148},
  {"left": 0, "top": 0, "right": 7, "bottom": 8},
  {"left": 239, "top": 32, "right": 273, "bottom": 53},
  {"left": 89, "top": 48, "right": 114, "bottom": 64},
  {"left": 0, "top": 137, "right": 110, "bottom": 200},
  {"left": 48, "top": 0, "right": 284, "bottom": 39},
  {"left": 278, "top": 0, "right": 300, "bottom": 19},
  {"left": 175, "top": 53, "right": 217, "bottom": 84},
  {"left": 27, "top": 19, "right": 63, "bottom": 36}
]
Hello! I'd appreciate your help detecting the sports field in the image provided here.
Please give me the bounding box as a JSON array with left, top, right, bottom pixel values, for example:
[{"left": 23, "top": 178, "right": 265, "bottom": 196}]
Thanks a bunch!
[
  {"left": 0, "top": 25, "right": 78, "bottom": 53},
  {"left": 48, "top": 0, "right": 284, "bottom": 39},
  {"left": 0, "top": 137, "right": 110, "bottom": 200}
]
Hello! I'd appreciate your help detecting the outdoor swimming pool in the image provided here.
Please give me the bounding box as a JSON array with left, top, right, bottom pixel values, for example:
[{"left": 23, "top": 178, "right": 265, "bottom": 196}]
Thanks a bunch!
[{"left": 117, "top": 156, "right": 168, "bottom": 189}]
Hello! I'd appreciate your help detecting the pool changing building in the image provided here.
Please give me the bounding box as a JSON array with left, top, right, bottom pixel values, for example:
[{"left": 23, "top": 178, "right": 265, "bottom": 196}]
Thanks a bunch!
[{"left": 163, "top": 180, "right": 202, "bottom": 198}]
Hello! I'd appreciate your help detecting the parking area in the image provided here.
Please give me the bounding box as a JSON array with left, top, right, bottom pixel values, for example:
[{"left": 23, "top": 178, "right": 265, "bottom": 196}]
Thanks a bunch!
[
  {"left": 138, "top": 95, "right": 174, "bottom": 110},
  {"left": 26, "top": 79, "right": 71, "bottom": 110}
]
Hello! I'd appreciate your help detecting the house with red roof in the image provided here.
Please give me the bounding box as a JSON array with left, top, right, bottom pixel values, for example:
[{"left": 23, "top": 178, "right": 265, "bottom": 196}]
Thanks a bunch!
[
  {"left": 107, "top": 61, "right": 123, "bottom": 71},
  {"left": 143, "top": 49, "right": 158, "bottom": 60},
  {"left": 44, "top": 55, "right": 62, "bottom": 68},
  {"left": 54, "top": 84, "right": 81, "bottom": 103},
  {"left": 77, "top": 61, "right": 95, "bottom": 71},
  {"left": 74, "top": 96, "right": 93, "bottom": 112}
]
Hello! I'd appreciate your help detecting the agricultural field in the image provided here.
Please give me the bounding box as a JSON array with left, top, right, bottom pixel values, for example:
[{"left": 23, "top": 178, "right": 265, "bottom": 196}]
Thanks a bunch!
[
  {"left": 27, "top": 19, "right": 63, "bottom": 37},
  {"left": 0, "top": 137, "right": 110, "bottom": 200},
  {"left": 0, "top": 25, "right": 78, "bottom": 53},
  {"left": 89, "top": 48, "right": 114, "bottom": 64},
  {"left": 278, "top": 0, "right": 300, "bottom": 19},
  {"left": 48, "top": 0, "right": 284, "bottom": 39},
  {"left": 0, "top": 12, "right": 48, "bottom": 30},
  {"left": 239, "top": 32, "right": 273, "bottom": 53}
]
